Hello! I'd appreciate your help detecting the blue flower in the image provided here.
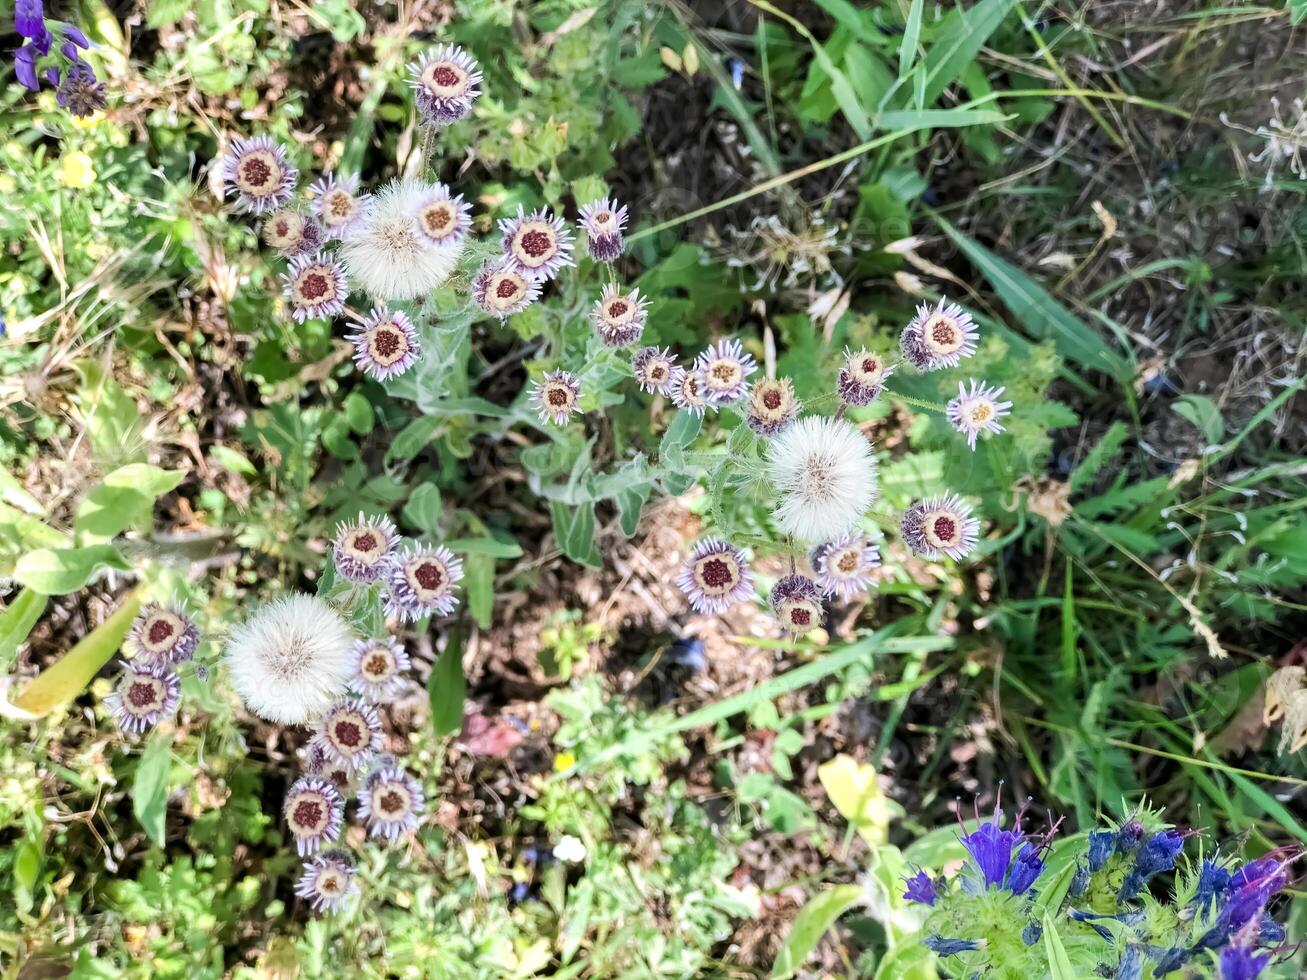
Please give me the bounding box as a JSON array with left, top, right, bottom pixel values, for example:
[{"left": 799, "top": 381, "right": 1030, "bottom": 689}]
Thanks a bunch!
[
  {"left": 1195, "top": 859, "right": 1232, "bottom": 912},
  {"left": 16, "top": 0, "right": 47, "bottom": 41},
  {"left": 923, "top": 935, "right": 983, "bottom": 956},
  {"left": 1115, "top": 818, "right": 1146, "bottom": 854},
  {"left": 1113, "top": 944, "right": 1146, "bottom": 980},
  {"left": 56, "top": 60, "right": 105, "bottom": 118},
  {"left": 1219, "top": 945, "right": 1270, "bottom": 980},
  {"left": 902, "top": 869, "right": 936, "bottom": 906},
  {"left": 14, "top": 45, "right": 40, "bottom": 91},
  {"left": 959, "top": 807, "right": 1024, "bottom": 890},
  {"left": 1119, "top": 829, "right": 1186, "bottom": 902},
  {"left": 1005, "top": 843, "right": 1045, "bottom": 896},
  {"left": 1087, "top": 829, "right": 1116, "bottom": 871},
  {"left": 1021, "top": 921, "right": 1042, "bottom": 946}
]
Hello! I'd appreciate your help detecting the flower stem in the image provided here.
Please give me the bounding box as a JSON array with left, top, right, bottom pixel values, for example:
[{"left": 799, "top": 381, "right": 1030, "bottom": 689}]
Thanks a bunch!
[{"left": 891, "top": 391, "right": 948, "bottom": 415}]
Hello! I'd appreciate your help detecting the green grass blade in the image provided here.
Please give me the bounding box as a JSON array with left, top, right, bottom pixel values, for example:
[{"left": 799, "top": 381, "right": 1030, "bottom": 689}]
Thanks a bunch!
[{"left": 921, "top": 0, "right": 1018, "bottom": 103}]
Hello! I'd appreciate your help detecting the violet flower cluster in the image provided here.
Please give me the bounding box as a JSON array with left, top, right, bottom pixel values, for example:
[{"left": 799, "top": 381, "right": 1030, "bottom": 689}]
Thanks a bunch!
[
  {"left": 104, "top": 603, "right": 199, "bottom": 735},
  {"left": 13, "top": 0, "right": 105, "bottom": 117}
]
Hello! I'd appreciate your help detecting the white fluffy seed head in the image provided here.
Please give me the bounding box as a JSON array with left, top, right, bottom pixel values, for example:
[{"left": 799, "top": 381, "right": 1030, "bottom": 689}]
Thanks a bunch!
[
  {"left": 765, "top": 415, "right": 878, "bottom": 543},
  {"left": 338, "top": 180, "right": 463, "bottom": 301},
  {"left": 224, "top": 594, "right": 355, "bottom": 726}
]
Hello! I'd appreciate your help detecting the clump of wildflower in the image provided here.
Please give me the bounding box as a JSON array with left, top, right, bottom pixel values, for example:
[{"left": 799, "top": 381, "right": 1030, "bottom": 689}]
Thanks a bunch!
[
  {"left": 745, "top": 377, "right": 801, "bottom": 437},
  {"left": 358, "top": 763, "right": 426, "bottom": 840},
  {"left": 262, "top": 208, "right": 325, "bottom": 258},
  {"left": 15, "top": 5, "right": 100, "bottom": 108},
  {"left": 578, "top": 198, "right": 628, "bottom": 262},
  {"left": 384, "top": 544, "right": 463, "bottom": 622},
  {"left": 56, "top": 61, "right": 105, "bottom": 118},
  {"left": 499, "top": 207, "right": 574, "bottom": 282},
  {"left": 295, "top": 849, "right": 358, "bottom": 914},
  {"left": 339, "top": 179, "right": 462, "bottom": 301},
  {"left": 470, "top": 259, "right": 542, "bottom": 319},
  {"left": 770, "top": 574, "right": 824, "bottom": 634},
  {"left": 631, "top": 346, "right": 677, "bottom": 395},
  {"left": 347, "top": 307, "right": 422, "bottom": 381},
  {"left": 407, "top": 44, "right": 482, "bottom": 127},
  {"left": 224, "top": 594, "right": 355, "bottom": 725},
  {"left": 675, "top": 539, "right": 754, "bottom": 615},
  {"left": 350, "top": 636, "right": 410, "bottom": 703},
  {"left": 531, "top": 370, "right": 582, "bottom": 426},
  {"left": 309, "top": 173, "right": 369, "bottom": 238},
  {"left": 669, "top": 366, "right": 711, "bottom": 416},
  {"left": 127, "top": 603, "right": 199, "bottom": 666},
  {"left": 813, "top": 532, "right": 880, "bottom": 601},
  {"left": 283, "top": 775, "right": 345, "bottom": 857},
  {"left": 899, "top": 299, "right": 979, "bottom": 371},
  {"left": 947, "top": 380, "right": 1012, "bottom": 450},
  {"left": 311, "top": 697, "right": 383, "bottom": 773},
  {"left": 222, "top": 135, "right": 298, "bottom": 214},
  {"left": 695, "top": 338, "right": 756, "bottom": 406},
  {"left": 282, "top": 251, "right": 349, "bottom": 323},
  {"left": 332, "top": 512, "right": 399, "bottom": 584},
  {"left": 764, "top": 416, "right": 878, "bottom": 544},
  {"left": 412, "top": 184, "right": 472, "bottom": 248},
  {"left": 591, "top": 284, "right": 648, "bottom": 347},
  {"left": 900, "top": 493, "right": 980, "bottom": 561},
  {"left": 836, "top": 348, "right": 894, "bottom": 406},
  {"left": 302, "top": 742, "right": 355, "bottom": 794},
  {"left": 105, "top": 661, "right": 181, "bottom": 734}
]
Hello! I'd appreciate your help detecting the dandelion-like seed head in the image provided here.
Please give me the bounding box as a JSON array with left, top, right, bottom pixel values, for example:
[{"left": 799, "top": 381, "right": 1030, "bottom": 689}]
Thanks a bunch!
[
  {"left": 695, "top": 338, "right": 757, "bottom": 406},
  {"left": 222, "top": 135, "right": 297, "bottom": 214},
  {"left": 947, "top": 379, "right": 1012, "bottom": 450},
  {"left": 578, "top": 197, "right": 629, "bottom": 262},
  {"left": 900, "top": 493, "right": 981, "bottom": 560},
  {"left": 127, "top": 603, "right": 199, "bottom": 666},
  {"left": 770, "top": 574, "right": 824, "bottom": 634},
  {"left": 347, "top": 307, "right": 421, "bottom": 382},
  {"left": 765, "top": 415, "right": 878, "bottom": 543},
  {"left": 384, "top": 544, "right": 464, "bottom": 622},
  {"left": 224, "top": 594, "right": 355, "bottom": 725},
  {"left": 359, "top": 764, "right": 426, "bottom": 840},
  {"left": 281, "top": 250, "right": 348, "bottom": 323},
  {"left": 283, "top": 775, "right": 344, "bottom": 857},
  {"left": 331, "top": 512, "right": 398, "bottom": 584},
  {"left": 745, "top": 377, "right": 801, "bottom": 437},
  {"left": 813, "top": 532, "right": 881, "bottom": 601},
  {"left": 309, "top": 173, "right": 369, "bottom": 238},
  {"left": 591, "top": 284, "right": 648, "bottom": 347},
  {"left": 407, "top": 44, "right": 482, "bottom": 127},
  {"left": 470, "top": 259, "right": 542, "bottom": 319},
  {"left": 675, "top": 538, "right": 754, "bottom": 615},
  {"left": 262, "top": 208, "right": 324, "bottom": 258},
  {"left": 837, "top": 348, "right": 895, "bottom": 406},
  {"left": 311, "top": 697, "right": 383, "bottom": 773},
  {"left": 412, "top": 184, "right": 472, "bottom": 248},
  {"left": 106, "top": 660, "right": 181, "bottom": 734},
  {"left": 350, "top": 636, "right": 410, "bottom": 703},
  {"left": 631, "top": 346, "right": 677, "bottom": 395},
  {"left": 339, "top": 180, "right": 463, "bottom": 301},
  {"left": 669, "top": 366, "right": 711, "bottom": 416},
  {"left": 499, "top": 207, "right": 574, "bottom": 281},
  {"left": 294, "top": 849, "right": 358, "bottom": 913},
  {"left": 531, "top": 369, "right": 582, "bottom": 426},
  {"left": 900, "top": 299, "right": 979, "bottom": 371}
]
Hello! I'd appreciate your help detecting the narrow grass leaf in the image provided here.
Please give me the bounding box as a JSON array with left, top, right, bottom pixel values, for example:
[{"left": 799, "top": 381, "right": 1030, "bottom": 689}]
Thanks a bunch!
[
  {"left": 429, "top": 628, "right": 467, "bottom": 737},
  {"left": 1042, "top": 913, "right": 1075, "bottom": 979},
  {"left": 0, "top": 588, "right": 47, "bottom": 672},
  {"left": 132, "top": 730, "right": 172, "bottom": 847},
  {"left": 921, "top": 0, "right": 1018, "bottom": 103},
  {"left": 899, "top": 0, "right": 925, "bottom": 76},
  {"left": 771, "top": 884, "right": 865, "bottom": 978}
]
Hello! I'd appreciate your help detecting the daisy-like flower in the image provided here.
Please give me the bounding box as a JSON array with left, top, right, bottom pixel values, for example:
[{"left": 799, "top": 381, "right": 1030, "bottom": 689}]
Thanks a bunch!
[
  {"left": 295, "top": 849, "right": 359, "bottom": 914},
  {"left": 332, "top": 512, "right": 399, "bottom": 584},
  {"left": 384, "top": 544, "right": 464, "bottom": 622},
  {"left": 127, "top": 603, "right": 199, "bottom": 666},
  {"left": 221, "top": 135, "right": 297, "bottom": 214},
  {"left": 311, "top": 697, "right": 383, "bottom": 773},
  {"left": 947, "top": 380, "right": 1013, "bottom": 450},
  {"left": 590, "top": 284, "right": 648, "bottom": 347},
  {"left": 837, "top": 348, "right": 895, "bottom": 406},
  {"left": 578, "top": 198, "right": 629, "bottom": 262},
  {"left": 283, "top": 775, "right": 344, "bottom": 857},
  {"left": 347, "top": 307, "right": 422, "bottom": 382},
  {"left": 339, "top": 180, "right": 463, "bottom": 302},
  {"left": 900, "top": 493, "right": 981, "bottom": 560},
  {"left": 499, "top": 207, "right": 574, "bottom": 282},
  {"left": 224, "top": 594, "right": 355, "bottom": 725},
  {"left": 309, "top": 173, "right": 369, "bottom": 239},
  {"left": 899, "top": 299, "right": 979, "bottom": 371},
  {"left": 302, "top": 742, "right": 356, "bottom": 794},
  {"left": 262, "top": 208, "right": 325, "bottom": 258},
  {"left": 358, "top": 764, "right": 426, "bottom": 840},
  {"left": 695, "top": 338, "right": 757, "bottom": 406},
  {"left": 813, "top": 532, "right": 880, "bottom": 601},
  {"left": 745, "top": 377, "right": 801, "bottom": 437},
  {"left": 669, "top": 366, "right": 710, "bottom": 416},
  {"left": 105, "top": 661, "right": 181, "bottom": 734},
  {"left": 350, "top": 636, "right": 411, "bottom": 702},
  {"left": 530, "top": 370, "right": 582, "bottom": 426},
  {"left": 676, "top": 539, "right": 755, "bottom": 615},
  {"left": 765, "top": 416, "right": 878, "bottom": 543},
  {"left": 407, "top": 44, "right": 482, "bottom": 127},
  {"left": 282, "top": 250, "right": 349, "bottom": 323},
  {"left": 470, "top": 259, "right": 542, "bottom": 319},
  {"left": 631, "top": 346, "right": 677, "bottom": 395},
  {"left": 770, "top": 574, "right": 824, "bottom": 635},
  {"left": 412, "top": 184, "right": 472, "bottom": 249}
]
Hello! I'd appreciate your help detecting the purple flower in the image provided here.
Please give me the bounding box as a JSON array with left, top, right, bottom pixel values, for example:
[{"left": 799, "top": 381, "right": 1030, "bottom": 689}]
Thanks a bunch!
[
  {"left": 14, "top": 45, "right": 40, "bottom": 91},
  {"left": 1115, "top": 818, "right": 1146, "bottom": 854},
  {"left": 1219, "top": 946, "right": 1270, "bottom": 980},
  {"left": 60, "top": 24, "right": 91, "bottom": 49},
  {"left": 56, "top": 61, "right": 106, "bottom": 118},
  {"left": 902, "top": 869, "right": 936, "bottom": 906},
  {"left": 923, "top": 936, "right": 982, "bottom": 957},
  {"left": 1087, "top": 829, "right": 1116, "bottom": 871},
  {"left": 1119, "top": 828, "right": 1186, "bottom": 902},
  {"left": 1195, "top": 859, "right": 1232, "bottom": 912},
  {"left": 1005, "top": 843, "right": 1045, "bottom": 895},
  {"left": 294, "top": 849, "right": 358, "bottom": 913},
  {"left": 17, "top": 0, "right": 46, "bottom": 41},
  {"left": 958, "top": 805, "right": 1023, "bottom": 890}
]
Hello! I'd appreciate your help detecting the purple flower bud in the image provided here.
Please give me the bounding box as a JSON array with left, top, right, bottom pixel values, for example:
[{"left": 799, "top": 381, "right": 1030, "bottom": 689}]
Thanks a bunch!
[
  {"left": 1120, "top": 829, "right": 1186, "bottom": 902},
  {"left": 1021, "top": 921, "right": 1042, "bottom": 946},
  {"left": 1087, "top": 829, "right": 1115, "bottom": 871},
  {"left": 1005, "top": 843, "right": 1045, "bottom": 895},
  {"left": 1194, "top": 859, "right": 1232, "bottom": 912},
  {"left": 902, "top": 869, "right": 936, "bottom": 906},
  {"left": 60, "top": 24, "right": 91, "bottom": 48},
  {"left": 1218, "top": 946, "right": 1270, "bottom": 980},
  {"left": 1068, "top": 863, "right": 1091, "bottom": 897},
  {"left": 1116, "top": 819, "right": 1146, "bottom": 854},
  {"left": 44, "top": 67, "right": 60, "bottom": 86},
  {"left": 14, "top": 45, "right": 40, "bottom": 92}
]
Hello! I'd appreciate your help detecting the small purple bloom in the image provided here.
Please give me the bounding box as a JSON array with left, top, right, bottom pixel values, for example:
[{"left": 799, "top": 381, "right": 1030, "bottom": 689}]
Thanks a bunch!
[
  {"left": 16, "top": 0, "right": 46, "bottom": 40},
  {"left": 15, "top": 46, "right": 40, "bottom": 91},
  {"left": 1005, "top": 843, "right": 1045, "bottom": 895},
  {"left": 902, "top": 869, "right": 936, "bottom": 906},
  {"left": 44, "top": 66, "right": 59, "bottom": 85},
  {"left": 1152, "top": 947, "right": 1189, "bottom": 975},
  {"left": 1021, "top": 921, "right": 1042, "bottom": 946},
  {"left": 1219, "top": 946, "right": 1270, "bottom": 980},
  {"left": 1068, "top": 863, "right": 1091, "bottom": 897},
  {"left": 1120, "top": 828, "right": 1186, "bottom": 902},
  {"left": 56, "top": 61, "right": 106, "bottom": 118},
  {"left": 958, "top": 805, "right": 1023, "bottom": 890},
  {"left": 923, "top": 936, "right": 982, "bottom": 957},
  {"left": 1116, "top": 818, "right": 1146, "bottom": 854},
  {"left": 60, "top": 24, "right": 91, "bottom": 48},
  {"left": 1087, "top": 829, "right": 1116, "bottom": 871},
  {"left": 1195, "top": 859, "right": 1232, "bottom": 912}
]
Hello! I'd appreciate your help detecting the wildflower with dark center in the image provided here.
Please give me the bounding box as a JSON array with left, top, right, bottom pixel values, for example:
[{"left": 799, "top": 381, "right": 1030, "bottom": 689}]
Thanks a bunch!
[
  {"left": 412, "top": 184, "right": 471, "bottom": 249},
  {"left": 283, "top": 775, "right": 345, "bottom": 857},
  {"left": 281, "top": 251, "right": 348, "bottom": 323},
  {"left": 350, "top": 636, "right": 410, "bottom": 703},
  {"left": 407, "top": 43, "right": 482, "bottom": 127},
  {"left": 262, "top": 208, "right": 324, "bottom": 258},
  {"left": 499, "top": 206, "right": 574, "bottom": 281},
  {"left": 675, "top": 539, "right": 754, "bottom": 615},
  {"left": 294, "top": 849, "right": 358, "bottom": 914},
  {"left": 836, "top": 348, "right": 894, "bottom": 406},
  {"left": 899, "top": 299, "right": 979, "bottom": 371},
  {"left": 470, "top": 259, "right": 542, "bottom": 319},
  {"left": 947, "top": 379, "right": 1013, "bottom": 450},
  {"left": 695, "top": 338, "right": 757, "bottom": 406},
  {"left": 221, "top": 135, "right": 297, "bottom": 214},
  {"left": 56, "top": 61, "right": 105, "bottom": 118},
  {"left": 303, "top": 743, "right": 355, "bottom": 794},
  {"left": 105, "top": 661, "right": 181, "bottom": 734},
  {"left": 902, "top": 869, "right": 937, "bottom": 906},
  {"left": 347, "top": 307, "right": 422, "bottom": 382},
  {"left": 340, "top": 180, "right": 462, "bottom": 300},
  {"left": 358, "top": 764, "right": 426, "bottom": 840},
  {"left": 900, "top": 493, "right": 981, "bottom": 561},
  {"left": 765, "top": 416, "right": 878, "bottom": 544},
  {"left": 631, "top": 346, "right": 677, "bottom": 395},
  {"left": 331, "top": 512, "right": 398, "bottom": 584},
  {"left": 127, "top": 603, "right": 199, "bottom": 666},
  {"left": 311, "top": 697, "right": 383, "bottom": 773},
  {"left": 770, "top": 574, "right": 824, "bottom": 635},
  {"left": 531, "top": 370, "right": 582, "bottom": 426},
  {"left": 384, "top": 544, "right": 464, "bottom": 622},
  {"left": 745, "top": 377, "right": 801, "bottom": 437},
  {"left": 813, "top": 532, "right": 880, "bottom": 600},
  {"left": 309, "top": 172, "right": 369, "bottom": 238},
  {"left": 668, "top": 366, "right": 711, "bottom": 416},
  {"left": 590, "top": 284, "right": 648, "bottom": 347},
  {"left": 578, "top": 197, "right": 629, "bottom": 262}
]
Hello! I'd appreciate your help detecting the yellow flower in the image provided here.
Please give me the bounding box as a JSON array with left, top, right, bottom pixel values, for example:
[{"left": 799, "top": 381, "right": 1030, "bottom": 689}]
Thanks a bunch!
[
  {"left": 552, "top": 752, "right": 576, "bottom": 773},
  {"left": 57, "top": 151, "right": 97, "bottom": 189}
]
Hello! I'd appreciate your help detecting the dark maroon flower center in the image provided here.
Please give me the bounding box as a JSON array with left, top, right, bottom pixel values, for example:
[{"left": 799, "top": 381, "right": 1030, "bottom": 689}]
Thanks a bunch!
[
  {"left": 607, "top": 300, "right": 629, "bottom": 317},
  {"left": 699, "top": 557, "right": 734, "bottom": 589},
  {"left": 932, "top": 516, "right": 958, "bottom": 542},
  {"left": 353, "top": 531, "right": 378, "bottom": 553},
  {"left": 930, "top": 320, "right": 958, "bottom": 346},
  {"left": 649, "top": 365, "right": 667, "bottom": 380},
  {"left": 333, "top": 719, "right": 363, "bottom": 748},
  {"left": 547, "top": 387, "right": 569, "bottom": 407},
  {"left": 241, "top": 157, "right": 273, "bottom": 189},
  {"left": 789, "top": 607, "right": 812, "bottom": 626},
  {"left": 432, "top": 65, "right": 460, "bottom": 88},
  {"left": 147, "top": 619, "right": 175, "bottom": 645},
  {"left": 320, "top": 872, "right": 344, "bottom": 893},
  {"left": 496, "top": 278, "right": 520, "bottom": 299},
  {"left": 364, "top": 652, "right": 392, "bottom": 677},
  {"left": 380, "top": 789, "right": 406, "bottom": 814},
  {"left": 762, "top": 389, "right": 782, "bottom": 410},
  {"left": 127, "top": 680, "right": 159, "bottom": 708},
  {"left": 424, "top": 206, "right": 451, "bottom": 230},
  {"left": 299, "top": 271, "right": 331, "bottom": 300},
  {"left": 275, "top": 219, "right": 290, "bottom": 236},
  {"left": 328, "top": 193, "right": 352, "bottom": 217},
  {"left": 861, "top": 357, "right": 878, "bottom": 373},
  {"left": 712, "top": 363, "right": 735, "bottom": 382},
  {"left": 414, "top": 561, "right": 444, "bottom": 590},
  {"left": 372, "top": 327, "right": 402, "bottom": 359},
  {"left": 292, "top": 799, "right": 324, "bottom": 829},
  {"left": 519, "top": 229, "right": 552, "bottom": 258}
]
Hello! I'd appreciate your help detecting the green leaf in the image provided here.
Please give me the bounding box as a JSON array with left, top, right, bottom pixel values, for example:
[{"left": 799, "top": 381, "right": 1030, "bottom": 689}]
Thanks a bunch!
[
  {"left": 74, "top": 464, "right": 185, "bottom": 539},
  {"left": 616, "top": 482, "right": 652, "bottom": 537},
  {"left": 147, "top": 0, "right": 190, "bottom": 28},
  {"left": 403, "top": 483, "right": 444, "bottom": 533},
  {"left": 550, "top": 501, "right": 601, "bottom": 567},
  {"left": 1171, "top": 394, "right": 1225, "bottom": 444},
  {"left": 14, "top": 546, "right": 130, "bottom": 596},
  {"left": 921, "top": 0, "right": 1019, "bottom": 103},
  {"left": 1042, "top": 913, "right": 1075, "bottom": 980},
  {"left": 817, "top": 755, "right": 900, "bottom": 846},
  {"left": 429, "top": 630, "right": 466, "bottom": 737},
  {"left": 343, "top": 392, "right": 375, "bottom": 434},
  {"left": 132, "top": 732, "right": 172, "bottom": 847},
  {"left": 446, "top": 536, "right": 523, "bottom": 559},
  {"left": 386, "top": 417, "right": 442, "bottom": 464},
  {"left": 771, "top": 885, "right": 865, "bottom": 978},
  {"left": 1069, "top": 421, "right": 1128, "bottom": 493},
  {"left": 659, "top": 410, "right": 702, "bottom": 461},
  {"left": 208, "top": 444, "right": 257, "bottom": 476},
  {"left": 899, "top": 0, "right": 925, "bottom": 76},
  {"left": 463, "top": 552, "right": 494, "bottom": 630},
  {"left": 0, "top": 588, "right": 48, "bottom": 672}
]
